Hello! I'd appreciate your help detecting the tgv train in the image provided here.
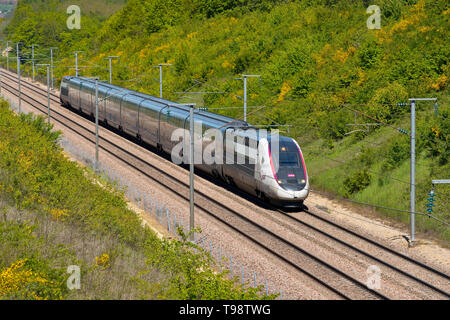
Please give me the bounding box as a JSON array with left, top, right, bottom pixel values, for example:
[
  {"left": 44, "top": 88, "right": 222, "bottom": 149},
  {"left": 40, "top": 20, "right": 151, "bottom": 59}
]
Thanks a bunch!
[{"left": 60, "top": 76, "right": 309, "bottom": 207}]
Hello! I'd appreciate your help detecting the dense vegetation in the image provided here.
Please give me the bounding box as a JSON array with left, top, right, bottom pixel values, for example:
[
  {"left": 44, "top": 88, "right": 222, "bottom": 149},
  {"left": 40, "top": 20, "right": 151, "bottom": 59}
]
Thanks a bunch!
[
  {"left": 0, "top": 100, "right": 272, "bottom": 299},
  {"left": 2, "top": 0, "right": 449, "bottom": 241}
]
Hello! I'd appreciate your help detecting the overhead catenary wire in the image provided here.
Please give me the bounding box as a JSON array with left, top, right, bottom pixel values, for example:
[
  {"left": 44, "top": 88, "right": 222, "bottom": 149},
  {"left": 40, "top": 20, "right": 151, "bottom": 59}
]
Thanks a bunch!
[
  {"left": 340, "top": 104, "right": 410, "bottom": 136},
  {"left": 308, "top": 189, "right": 450, "bottom": 227},
  {"left": 200, "top": 105, "right": 264, "bottom": 110},
  {"left": 309, "top": 153, "right": 419, "bottom": 186},
  {"left": 305, "top": 197, "right": 411, "bottom": 236}
]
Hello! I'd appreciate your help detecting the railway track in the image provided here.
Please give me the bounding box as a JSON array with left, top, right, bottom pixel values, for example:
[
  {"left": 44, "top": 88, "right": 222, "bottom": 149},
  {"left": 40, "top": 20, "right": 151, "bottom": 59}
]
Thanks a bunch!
[
  {"left": 207, "top": 179, "right": 450, "bottom": 299},
  {"left": 1, "top": 69, "right": 449, "bottom": 300}
]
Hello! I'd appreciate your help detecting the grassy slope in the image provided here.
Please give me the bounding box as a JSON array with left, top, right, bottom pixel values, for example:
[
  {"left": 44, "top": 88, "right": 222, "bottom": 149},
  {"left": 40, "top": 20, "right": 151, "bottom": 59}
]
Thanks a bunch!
[
  {"left": 0, "top": 0, "right": 126, "bottom": 39},
  {"left": 0, "top": 100, "right": 270, "bottom": 299},
  {"left": 4, "top": 0, "right": 449, "bottom": 241}
]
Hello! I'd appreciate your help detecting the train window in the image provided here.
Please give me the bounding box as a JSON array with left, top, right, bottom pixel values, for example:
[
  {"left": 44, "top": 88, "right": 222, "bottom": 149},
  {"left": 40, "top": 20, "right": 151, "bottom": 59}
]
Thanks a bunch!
[
  {"left": 167, "top": 108, "right": 187, "bottom": 128},
  {"left": 141, "top": 101, "right": 160, "bottom": 119},
  {"left": 244, "top": 157, "right": 255, "bottom": 174},
  {"left": 279, "top": 152, "right": 300, "bottom": 167}
]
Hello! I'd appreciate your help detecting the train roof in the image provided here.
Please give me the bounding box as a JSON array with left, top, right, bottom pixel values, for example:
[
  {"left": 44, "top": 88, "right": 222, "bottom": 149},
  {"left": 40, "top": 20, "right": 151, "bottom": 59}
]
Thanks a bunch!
[
  {"left": 230, "top": 127, "right": 294, "bottom": 143},
  {"left": 63, "top": 76, "right": 246, "bottom": 129}
]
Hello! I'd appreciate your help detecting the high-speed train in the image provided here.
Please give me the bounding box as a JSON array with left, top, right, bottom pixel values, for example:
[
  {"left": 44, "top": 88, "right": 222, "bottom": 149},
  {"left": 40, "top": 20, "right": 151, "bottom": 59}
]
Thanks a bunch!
[{"left": 60, "top": 76, "right": 309, "bottom": 207}]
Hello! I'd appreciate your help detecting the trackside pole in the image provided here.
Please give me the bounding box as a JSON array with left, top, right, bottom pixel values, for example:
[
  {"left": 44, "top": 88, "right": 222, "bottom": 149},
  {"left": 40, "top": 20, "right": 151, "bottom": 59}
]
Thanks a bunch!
[
  {"left": 95, "top": 78, "right": 99, "bottom": 172},
  {"left": 243, "top": 75, "right": 247, "bottom": 122},
  {"left": 407, "top": 98, "right": 437, "bottom": 245},
  {"left": 37, "top": 64, "right": 51, "bottom": 123},
  {"left": 236, "top": 74, "right": 260, "bottom": 122},
  {"left": 189, "top": 104, "right": 195, "bottom": 240},
  {"left": 6, "top": 41, "right": 9, "bottom": 71},
  {"left": 16, "top": 43, "right": 21, "bottom": 113},
  {"left": 47, "top": 65, "right": 50, "bottom": 123},
  {"left": 31, "top": 45, "right": 35, "bottom": 81},
  {"left": 410, "top": 99, "right": 416, "bottom": 244},
  {"left": 50, "top": 47, "right": 58, "bottom": 89},
  {"left": 74, "top": 51, "right": 83, "bottom": 77},
  {"left": 107, "top": 56, "right": 119, "bottom": 84}
]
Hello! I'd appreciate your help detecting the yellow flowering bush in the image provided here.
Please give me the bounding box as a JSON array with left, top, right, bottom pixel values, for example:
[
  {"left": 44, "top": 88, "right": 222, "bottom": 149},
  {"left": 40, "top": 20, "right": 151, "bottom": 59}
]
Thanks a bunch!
[
  {"left": 153, "top": 44, "right": 171, "bottom": 54},
  {"left": 94, "top": 254, "right": 111, "bottom": 270},
  {"left": 221, "top": 60, "right": 234, "bottom": 70},
  {"left": 276, "top": 81, "right": 292, "bottom": 103},
  {"left": 186, "top": 32, "right": 198, "bottom": 39},
  {"left": 431, "top": 74, "right": 448, "bottom": 91},
  {"left": 0, "top": 260, "right": 54, "bottom": 300},
  {"left": 332, "top": 48, "right": 349, "bottom": 64},
  {"left": 50, "top": 208, "right": 69, "bottom": 221}
]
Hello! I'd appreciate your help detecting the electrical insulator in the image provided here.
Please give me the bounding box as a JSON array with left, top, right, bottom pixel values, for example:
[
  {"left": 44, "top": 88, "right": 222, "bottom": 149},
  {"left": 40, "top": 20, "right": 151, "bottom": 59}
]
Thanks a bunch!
[{"left": 426, "top": 190, "right": 436, "bottom": 213}]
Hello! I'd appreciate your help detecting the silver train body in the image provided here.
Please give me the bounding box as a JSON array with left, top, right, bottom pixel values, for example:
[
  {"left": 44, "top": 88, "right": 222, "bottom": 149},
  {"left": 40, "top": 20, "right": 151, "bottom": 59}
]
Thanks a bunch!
[{"left": 60, "top": 76, "right": 309, "bottom": 207}]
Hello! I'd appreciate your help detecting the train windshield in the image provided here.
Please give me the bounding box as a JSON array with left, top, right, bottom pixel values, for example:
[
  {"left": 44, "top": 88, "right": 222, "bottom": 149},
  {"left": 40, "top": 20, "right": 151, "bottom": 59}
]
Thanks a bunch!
[
  {"left": 269, "top": 138, "right": 307, "bottom": 190},
  {"left": 269, "top": 139, "right": 304, "bottom": 170},
  {"left": 279, "top": 152, "right": 301, "bottom": 167}
]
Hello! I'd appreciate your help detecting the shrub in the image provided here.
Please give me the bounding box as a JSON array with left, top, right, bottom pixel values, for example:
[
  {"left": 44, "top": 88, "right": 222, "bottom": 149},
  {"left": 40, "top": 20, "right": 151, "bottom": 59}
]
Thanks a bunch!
[
  {"left": 318, "top": 109, "right": 350, "bottom": 141},
  {"left": 417, "top": 110, "right": 449, "bottom": 165},
  {"left": 359, "top": 146, "right": 378, "bottom": 167},
  {"left": 0, "top": 259, "right": 63, "bottom": 300},
  {"left": 378, "top": 0, "right": 405, "bottom": 20},
  {"left": 344, "top": 169, "right": 372, "bottom": 195},
  {"left": 382, "top": 137, "right": 410, "bottom": 171},
  {"left": 357, "top": 40, "right": 381, "bottom": 70},
  {"left": 368, "top": 82, "right": 408, "bottom": 122}
]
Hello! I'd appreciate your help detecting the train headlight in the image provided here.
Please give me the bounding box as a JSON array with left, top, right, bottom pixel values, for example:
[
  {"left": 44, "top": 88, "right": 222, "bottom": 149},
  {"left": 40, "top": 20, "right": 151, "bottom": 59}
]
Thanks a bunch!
[{"left": 301, "top": 179, "right": 306, "bottom": 183}]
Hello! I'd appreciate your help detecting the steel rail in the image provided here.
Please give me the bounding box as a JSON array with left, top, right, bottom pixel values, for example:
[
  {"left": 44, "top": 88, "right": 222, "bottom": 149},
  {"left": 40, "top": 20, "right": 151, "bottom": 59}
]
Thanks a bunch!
[{"left": 0, "top": 77, "right": 389, "bottom": 300}]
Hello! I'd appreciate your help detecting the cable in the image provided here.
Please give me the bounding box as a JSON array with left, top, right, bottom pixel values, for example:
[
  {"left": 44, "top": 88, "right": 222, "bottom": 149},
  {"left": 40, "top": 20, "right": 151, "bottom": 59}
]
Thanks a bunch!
[
  {"left": 306, "top": 197, "right": 404, "bottom": 232},
  {"left": 340, "top": 104, "right": 409, "bottom": 136},
  {"left": 311, "top": 154, "right": 416, "bottom": 186},
  {"left": 308, "top": 189, "right": 449, "bottom": 226},
  {"left": 342, "top": 102, "right": 410, "bottom": 107}
]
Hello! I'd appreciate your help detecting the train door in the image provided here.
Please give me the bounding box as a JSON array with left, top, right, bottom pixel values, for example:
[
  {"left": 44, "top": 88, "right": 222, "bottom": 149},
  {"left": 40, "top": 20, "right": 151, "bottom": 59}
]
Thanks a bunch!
[
  {"left": 157, "top": 106, "right": 169, "bottom": 148},
  {"left": 77, "top": 83, "right": 81, "bottom": 109},
  {"left": 255, "top": 141, "right": 264, "bottom": 193},
  {"left": 238, "top": 137, "right": 257, "bottom": 194},
  {"left": 139, "top": 101, "right": 160, "bottom": 146},
  {"left": 119, "top": 93, "right": 129, "bottom": 130},
  {"left": 105, "top": 90, "right": 121, "bottom": 129},
  {"left": 121, "top": 95, "right": 140, "bottom": 136}
]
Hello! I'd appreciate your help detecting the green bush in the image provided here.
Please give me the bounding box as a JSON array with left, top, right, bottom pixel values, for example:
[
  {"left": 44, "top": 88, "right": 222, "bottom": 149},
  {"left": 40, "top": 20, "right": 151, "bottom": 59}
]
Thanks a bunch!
[
  {"left": 357, "top": 39, "right": 382, "bottom": 70},
  {"left": 318, "top": 109, "right": 350, "bottom": 141},
  {"left": 417, "top": 110, "right": 449, "bottom": 165},
  {"left": 368, "top": 82, "right": 409, "bottom": 121},
  {"left": 382, "top": 137, "right": 410, "bottom": 171},
  {"left": 344, "top": 169, "right": 372, "bottom": 195}
]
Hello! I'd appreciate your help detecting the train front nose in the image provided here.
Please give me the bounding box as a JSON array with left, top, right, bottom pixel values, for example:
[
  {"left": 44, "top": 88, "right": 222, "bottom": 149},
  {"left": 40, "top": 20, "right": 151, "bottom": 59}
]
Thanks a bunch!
[
  {"left": 276, "top": 167, "right": 307, "bottom": 192},
  {"left": 267, "top": 137, "right": 309, "bottom": 206}
]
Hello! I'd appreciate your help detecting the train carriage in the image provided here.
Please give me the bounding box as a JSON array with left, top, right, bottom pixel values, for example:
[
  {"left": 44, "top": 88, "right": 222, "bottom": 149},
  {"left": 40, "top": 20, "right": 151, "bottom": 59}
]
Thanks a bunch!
[{"left": 60, "top": 76, "right": 309, "bottom": 207}]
